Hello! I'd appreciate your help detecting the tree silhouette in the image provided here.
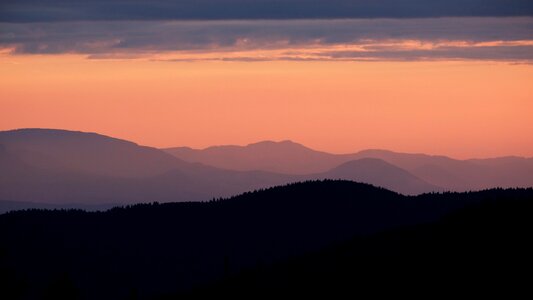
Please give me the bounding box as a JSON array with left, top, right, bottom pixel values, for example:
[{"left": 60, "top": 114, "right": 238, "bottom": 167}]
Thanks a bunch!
[{"left": 0, "top": 180, "right": 531, "bottom": 299}]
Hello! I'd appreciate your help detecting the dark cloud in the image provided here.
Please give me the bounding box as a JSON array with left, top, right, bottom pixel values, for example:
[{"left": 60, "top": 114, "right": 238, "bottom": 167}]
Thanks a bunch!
[
  {"left": 2, "top": 18, "right": 532, "bottom": 52},
  {"left": 1, "top": 18, "right": 532, "bottom": 62},
  {"left": 1, "top": 0, "right": 532, "bottom": 22}
]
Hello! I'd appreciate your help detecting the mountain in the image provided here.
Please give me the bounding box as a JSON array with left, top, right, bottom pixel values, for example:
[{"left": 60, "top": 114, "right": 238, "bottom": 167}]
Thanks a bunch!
[
  {"left": 0, "top": 128, "right": 185, "bottom": 178},
  {"left": 3, "top": 128, "right": 529, "bottom": 208},
  {"left": 465, "top": 156, "right": 533, "bottom": 187},
  {"left": 164, "top": 141, "right": 533, "bottom": 191},
  {"left": 0, "top": 129, "right": 442, "bottom": 208},
  {"left": 354, "top": 149, "right": 533, "bottom": 191},
  {"left": 1, "top": 180, "right": 531, "bottom": 299},
  {"left": 165, "top": 140, "right": 345, "bottom": 174},
  {"left": 312, "top": 158, "right": 440, "bottom": 195},
  {"left": 0, "top": 129, "right": 295, "bottom": 205}
]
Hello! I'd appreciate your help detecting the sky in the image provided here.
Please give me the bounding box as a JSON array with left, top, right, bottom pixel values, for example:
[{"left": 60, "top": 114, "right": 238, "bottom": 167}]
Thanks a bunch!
[{"left": 1, "top": 1, "right": 533, "bottom": 158}]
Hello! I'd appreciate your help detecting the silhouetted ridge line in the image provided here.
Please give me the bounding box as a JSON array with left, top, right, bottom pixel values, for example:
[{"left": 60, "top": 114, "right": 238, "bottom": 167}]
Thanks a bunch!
[
  {"left": 1, "top": 180, "right": 532, "bottom": 299},
  {"left": 178, "top": 192, "right": 533, "bottom": 299}
]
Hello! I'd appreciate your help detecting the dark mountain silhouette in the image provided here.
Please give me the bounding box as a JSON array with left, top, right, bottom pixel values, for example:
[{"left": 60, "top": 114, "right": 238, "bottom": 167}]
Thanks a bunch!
[
  {"left": 1, "top": 180, "right": 531, "bottom": 299},
  {"left": 0, "top": 200, "right": 117, "bottom": 215},
  {"left": 180, "top": 190, "right": 533, "bottom": 299},
  {"left": 164, "top": 141, "right": 533, "bottom": 191},
  {"left": 1, "top": 129, "right": 443, "bottom": 208}
]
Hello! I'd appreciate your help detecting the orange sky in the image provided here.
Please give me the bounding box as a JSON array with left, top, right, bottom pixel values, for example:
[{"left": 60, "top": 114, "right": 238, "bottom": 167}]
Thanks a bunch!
[{"left": 1, "top": 53, "right": 532, "bottom": 159}]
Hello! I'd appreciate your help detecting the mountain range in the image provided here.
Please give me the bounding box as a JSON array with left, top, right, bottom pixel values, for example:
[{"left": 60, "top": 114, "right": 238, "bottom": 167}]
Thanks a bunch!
[
  {"left": 165, "top": 140, "right": 533, "bottom": 191},
  {"left": 1, "top": 128, "right": 532, "bottom": 212}
]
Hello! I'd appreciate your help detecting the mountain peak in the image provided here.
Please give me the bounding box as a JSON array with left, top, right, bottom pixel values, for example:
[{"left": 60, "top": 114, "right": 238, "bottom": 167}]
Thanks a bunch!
[
  {"left": 3, "top": 128, "right": 99, "bottom": 136},
  {"left": 324, "top": 158, "right": 439, "bottom": 195},
  {"left": 333, "top": 157, "right": 395, "bottom": 169},
  {"left": 0, "top": 128, "right": 138, "bottom": 147},
  {"left": 246, "top": 140, "right": 308, "bottom": 149},
  {"left": 0, "top": 128, "right": 184, "bottom": 178}
]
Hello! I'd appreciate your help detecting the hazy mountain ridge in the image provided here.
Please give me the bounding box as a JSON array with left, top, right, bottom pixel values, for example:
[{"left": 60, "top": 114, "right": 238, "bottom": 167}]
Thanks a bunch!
[
  {"left": 1, "top": 128, "right": 531, "bottom": 210},
  {"left": 316, "top": 158, "right": 441, "bottom": 195},
  {"left": 165, "top": 140, "right": 345, "bottom": 175},
  {"left": 0, "top": 129, "right": 439, "bottom": 209},
  {"left": 0, "top": 128, "right": 185, "bottom": 178},
  {"left": 0, "top": 129, "right": 296, "bottom": 205},
  {"left": 165, "top": 140, "right": 533, "bottom": 191},
  {"left": 354, "top": 149, "right": 533, "bottom": 190}
]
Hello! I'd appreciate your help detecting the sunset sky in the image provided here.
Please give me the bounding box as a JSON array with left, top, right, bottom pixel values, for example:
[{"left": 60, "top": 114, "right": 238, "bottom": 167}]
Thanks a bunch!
[{"left": 1, "top": 1, "right": 532, "bottom": 158}]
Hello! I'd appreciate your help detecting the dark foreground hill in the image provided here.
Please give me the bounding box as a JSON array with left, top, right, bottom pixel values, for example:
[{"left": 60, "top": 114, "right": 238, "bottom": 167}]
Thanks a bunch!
[
  {"left": 1, "top": 181, "right": 532, "bottom": 299},
  {"left": 182, "top": 193, "right": 533, "bottom": 299}
]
